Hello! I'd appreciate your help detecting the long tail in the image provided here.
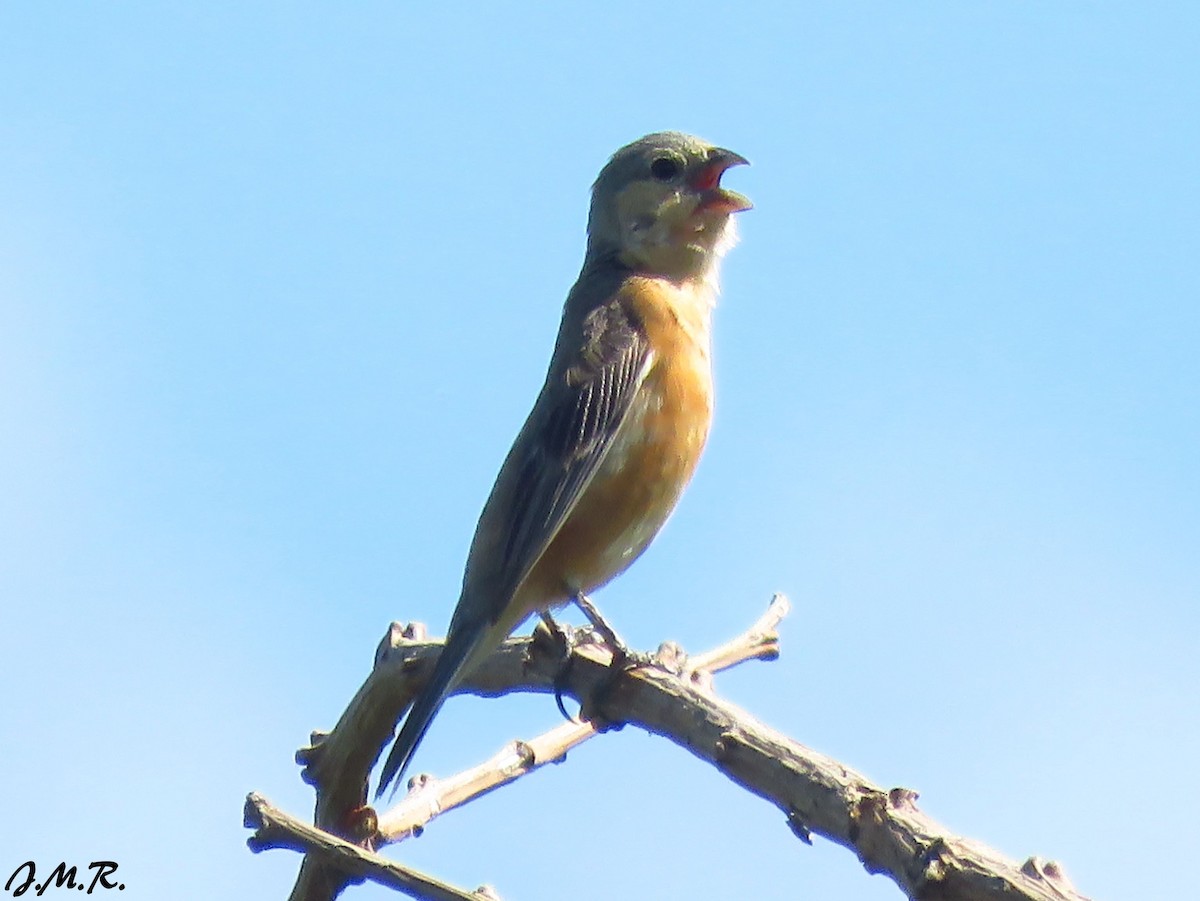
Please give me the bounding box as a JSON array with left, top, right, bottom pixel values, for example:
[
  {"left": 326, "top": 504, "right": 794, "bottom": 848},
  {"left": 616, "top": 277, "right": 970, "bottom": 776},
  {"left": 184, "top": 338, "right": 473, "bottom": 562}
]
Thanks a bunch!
[{"left": 375, "top": 616, "right": 495, "bottom": 800}]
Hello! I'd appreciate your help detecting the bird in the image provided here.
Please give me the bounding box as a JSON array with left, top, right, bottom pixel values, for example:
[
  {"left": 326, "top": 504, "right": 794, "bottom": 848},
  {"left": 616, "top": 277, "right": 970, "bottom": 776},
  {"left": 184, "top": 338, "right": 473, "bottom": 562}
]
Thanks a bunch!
[{"left": 376, "top": 131, "right": 751, "bottom": 799}]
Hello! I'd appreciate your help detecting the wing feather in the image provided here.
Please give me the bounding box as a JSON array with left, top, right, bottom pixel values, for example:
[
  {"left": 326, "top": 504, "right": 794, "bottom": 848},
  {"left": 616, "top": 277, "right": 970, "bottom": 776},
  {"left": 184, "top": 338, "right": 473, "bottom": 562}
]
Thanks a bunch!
[{"left": 493, "top": 299, "right": 652, "bottom": 604}]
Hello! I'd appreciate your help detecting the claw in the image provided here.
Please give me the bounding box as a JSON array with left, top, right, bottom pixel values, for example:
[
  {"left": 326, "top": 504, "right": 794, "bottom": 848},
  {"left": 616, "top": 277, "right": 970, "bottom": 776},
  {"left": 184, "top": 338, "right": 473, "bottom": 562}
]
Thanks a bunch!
[
  {"left": 570, "top": 593, "right": 654, "bottom": 728},
  {"left": 538, "top": 612, "right": 582, "bottom": 724}
]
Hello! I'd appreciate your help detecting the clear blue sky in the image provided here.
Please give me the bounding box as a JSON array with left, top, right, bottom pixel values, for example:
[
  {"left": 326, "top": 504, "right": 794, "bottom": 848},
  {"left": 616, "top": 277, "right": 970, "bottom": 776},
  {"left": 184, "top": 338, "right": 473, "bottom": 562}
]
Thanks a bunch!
[{"left": 2, "top": 4, "right": 1196, "bottom": 899}]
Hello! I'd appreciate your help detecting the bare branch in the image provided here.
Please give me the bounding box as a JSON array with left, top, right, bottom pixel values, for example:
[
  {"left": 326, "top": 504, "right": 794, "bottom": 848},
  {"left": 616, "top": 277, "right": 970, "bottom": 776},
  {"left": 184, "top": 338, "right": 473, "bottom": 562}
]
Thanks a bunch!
[
  {"left": 568, "top": 660, "right": 1089, "bottom": 901},
  {"left": 267, "top": 596, "right": 785, "bottom": 900},
  {"left": 378, "top": 720, "right": 594, "bottom": 844},
  {"left": 375, "top": 595, "right": 787, "bottom": 845},
  {"left": 244, "top": 792, "right": 495, "bottom": 901},
  {"left": 248, "top": 593, "right": 1090, "bottom": 901}
]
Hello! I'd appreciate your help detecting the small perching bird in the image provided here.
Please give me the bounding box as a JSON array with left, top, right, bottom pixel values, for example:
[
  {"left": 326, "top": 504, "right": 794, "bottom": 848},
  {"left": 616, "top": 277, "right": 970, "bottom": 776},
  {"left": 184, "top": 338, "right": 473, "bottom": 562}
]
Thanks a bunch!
[{"left": 377, "top": 131, "right": 751, "bottom": 798}]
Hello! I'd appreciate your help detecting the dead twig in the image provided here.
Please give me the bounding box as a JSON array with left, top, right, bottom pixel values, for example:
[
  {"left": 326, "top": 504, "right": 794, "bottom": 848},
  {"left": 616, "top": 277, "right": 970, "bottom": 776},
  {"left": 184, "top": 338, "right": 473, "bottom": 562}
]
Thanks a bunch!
[
  {"left": 244, "top": 792, "right": 495, "bottom": 901},
  {"left": 247, "top": 593, "right": 1089, "bottom": 901},
  {"left": 375, "top": 594, "right": 788, "bottom": 844}
]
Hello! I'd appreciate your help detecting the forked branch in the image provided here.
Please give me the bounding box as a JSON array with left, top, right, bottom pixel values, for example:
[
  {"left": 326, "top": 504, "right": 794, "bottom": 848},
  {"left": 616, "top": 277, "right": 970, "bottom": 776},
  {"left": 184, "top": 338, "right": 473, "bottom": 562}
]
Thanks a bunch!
[{"left": 245, "top": 595, "right": 1090, "bottom": 901}]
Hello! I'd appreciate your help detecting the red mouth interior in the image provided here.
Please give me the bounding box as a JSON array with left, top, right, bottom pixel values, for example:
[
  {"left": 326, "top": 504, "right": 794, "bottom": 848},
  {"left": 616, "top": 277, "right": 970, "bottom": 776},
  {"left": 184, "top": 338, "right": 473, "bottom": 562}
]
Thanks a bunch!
[{"left": 691, "top": 162, "right": 724, "bottom": 192}]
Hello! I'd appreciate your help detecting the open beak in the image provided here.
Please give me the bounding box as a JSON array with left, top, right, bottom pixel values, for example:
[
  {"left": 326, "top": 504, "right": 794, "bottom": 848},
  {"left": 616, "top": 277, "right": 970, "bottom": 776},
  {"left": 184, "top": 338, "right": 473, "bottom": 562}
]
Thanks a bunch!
[{"left": 692, "top": 147, "right": 752, "bottom": 214}]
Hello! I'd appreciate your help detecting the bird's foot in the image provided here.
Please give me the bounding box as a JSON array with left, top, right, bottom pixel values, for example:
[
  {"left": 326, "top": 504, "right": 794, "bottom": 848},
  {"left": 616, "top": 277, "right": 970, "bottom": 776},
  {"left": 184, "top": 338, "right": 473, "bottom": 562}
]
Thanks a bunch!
[
  {"left": 569, "top": 593, "right": 652, "bottom": 731},
  {"left": 537, "top": 597, "right": 651, "bottom": 731},
  {"left": 572, "top": 592, "right": 653, "bottom": 669},
  {"left": 536, "top": 611, "right": 582, "bottom": 723}
]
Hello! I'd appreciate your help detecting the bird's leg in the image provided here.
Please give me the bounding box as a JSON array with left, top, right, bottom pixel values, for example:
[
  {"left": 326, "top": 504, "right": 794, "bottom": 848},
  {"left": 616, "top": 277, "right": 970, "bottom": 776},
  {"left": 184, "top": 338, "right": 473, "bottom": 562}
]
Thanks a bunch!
[
  {"left": 572, "top": 593, "right": 652, "bottom": 668},
  {"left": 537, "top": 611, "right": 581, "bottom": 723},
  {"left": 538, "top": 610, "right": 573, "bottom": 645},
  {"left": 567, "top": 593, "right": 653, "bottom": 732}
]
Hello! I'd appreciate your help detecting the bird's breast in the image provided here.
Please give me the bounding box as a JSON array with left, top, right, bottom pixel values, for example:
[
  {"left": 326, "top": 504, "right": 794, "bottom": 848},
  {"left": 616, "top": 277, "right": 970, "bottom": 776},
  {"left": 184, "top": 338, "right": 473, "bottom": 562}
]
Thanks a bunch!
[{"left": 540, "top": 276, "right": 716, "bottom": 597}]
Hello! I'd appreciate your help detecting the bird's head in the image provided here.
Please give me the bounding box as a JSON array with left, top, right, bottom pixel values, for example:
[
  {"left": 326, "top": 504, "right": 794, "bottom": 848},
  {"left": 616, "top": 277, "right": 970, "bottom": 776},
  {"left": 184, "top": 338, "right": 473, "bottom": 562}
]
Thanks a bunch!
[{"left": 587, "top": 132, "right": 751, "bottom": 283}]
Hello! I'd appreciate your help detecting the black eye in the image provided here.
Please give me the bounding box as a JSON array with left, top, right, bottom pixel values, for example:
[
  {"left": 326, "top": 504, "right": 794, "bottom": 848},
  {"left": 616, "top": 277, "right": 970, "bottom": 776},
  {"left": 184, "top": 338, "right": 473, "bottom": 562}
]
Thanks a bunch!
[{"left": 650, "top": 157, "right": 680, "bottom": 181}]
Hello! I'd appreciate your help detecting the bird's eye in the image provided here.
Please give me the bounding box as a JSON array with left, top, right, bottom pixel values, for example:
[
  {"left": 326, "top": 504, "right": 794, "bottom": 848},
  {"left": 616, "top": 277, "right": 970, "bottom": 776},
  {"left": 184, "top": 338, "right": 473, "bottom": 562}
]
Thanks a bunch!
[{"left": 650, "top": 157, "right": 681, "bottom": 181}]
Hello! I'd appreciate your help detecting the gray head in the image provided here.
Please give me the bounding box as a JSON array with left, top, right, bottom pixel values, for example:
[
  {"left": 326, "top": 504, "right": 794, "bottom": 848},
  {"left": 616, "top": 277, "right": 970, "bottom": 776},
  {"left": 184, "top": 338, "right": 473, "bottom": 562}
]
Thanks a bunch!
[{"left": 586, "top": 131, "right": 751, "bottom": 282}]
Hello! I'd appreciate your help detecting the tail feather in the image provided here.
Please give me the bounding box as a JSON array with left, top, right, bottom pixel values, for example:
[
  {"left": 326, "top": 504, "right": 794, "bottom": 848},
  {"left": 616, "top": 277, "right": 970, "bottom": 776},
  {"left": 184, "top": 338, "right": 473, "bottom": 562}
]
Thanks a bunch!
[{"left": 375, "top": 618, "right": 491, "bottom": 800}]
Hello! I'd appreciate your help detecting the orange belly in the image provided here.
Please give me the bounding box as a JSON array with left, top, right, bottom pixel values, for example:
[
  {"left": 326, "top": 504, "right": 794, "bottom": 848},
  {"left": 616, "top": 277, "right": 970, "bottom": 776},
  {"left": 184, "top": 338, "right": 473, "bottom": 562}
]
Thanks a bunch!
[{"left": 517, "top": 277, "right": 714, "bottom": 608}]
